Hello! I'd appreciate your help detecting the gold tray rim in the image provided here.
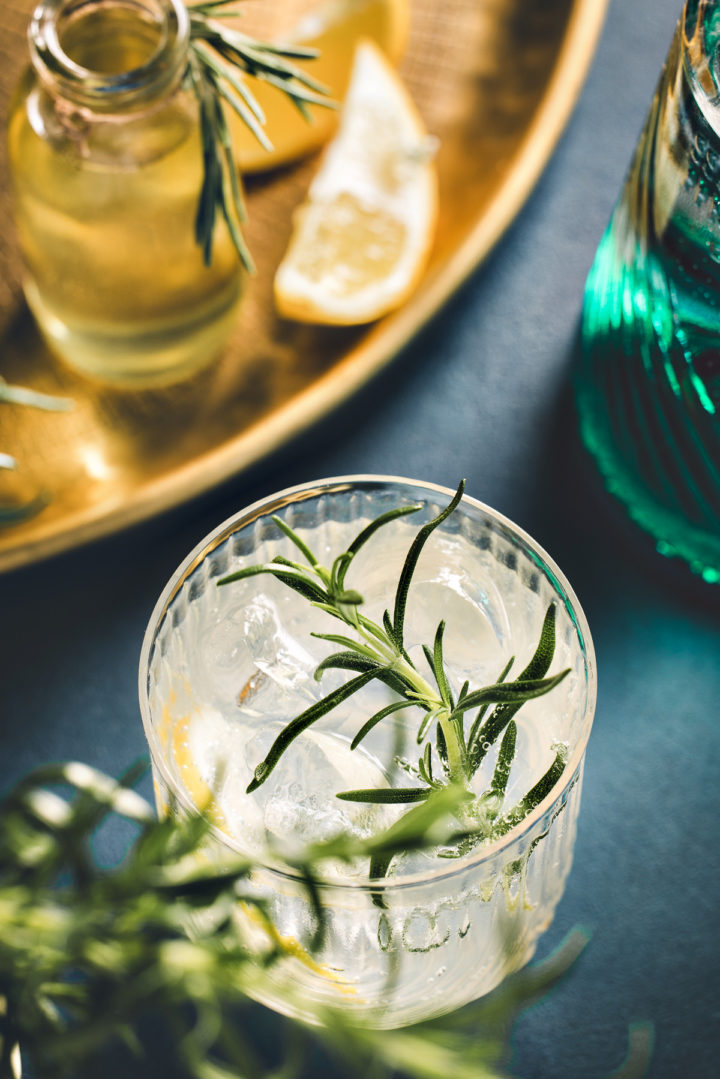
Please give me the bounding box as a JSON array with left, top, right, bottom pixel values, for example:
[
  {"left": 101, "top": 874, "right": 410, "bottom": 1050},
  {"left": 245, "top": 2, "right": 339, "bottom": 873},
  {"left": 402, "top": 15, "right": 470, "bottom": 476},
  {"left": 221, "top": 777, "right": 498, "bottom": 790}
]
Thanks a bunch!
[{"left": 1, "top": 0, "right": 609, "bottom": 573}]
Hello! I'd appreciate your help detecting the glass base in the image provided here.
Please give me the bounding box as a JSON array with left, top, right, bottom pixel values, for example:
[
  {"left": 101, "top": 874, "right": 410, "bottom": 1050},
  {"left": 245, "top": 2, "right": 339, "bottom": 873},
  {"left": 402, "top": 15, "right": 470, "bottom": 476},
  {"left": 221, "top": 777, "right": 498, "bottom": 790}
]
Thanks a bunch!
[
  {"left": 25, "top": 275, "right": 242, "bottom": 388},
  {"left": 576, "top": 384, "right": 720, "bottom": 585}
]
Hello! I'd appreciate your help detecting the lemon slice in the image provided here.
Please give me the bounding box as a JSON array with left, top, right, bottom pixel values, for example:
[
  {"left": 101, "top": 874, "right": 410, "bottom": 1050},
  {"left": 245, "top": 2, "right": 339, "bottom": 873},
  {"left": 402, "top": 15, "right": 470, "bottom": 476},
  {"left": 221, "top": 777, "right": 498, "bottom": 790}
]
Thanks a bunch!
[
  {"left": 233, "top": 0, "right": 409, "bottom": 173},
  {"left": 170, "top": 713, "right": 228, "bottom": 832},
  {"left": 273, "top": 39, "right": 437, "bottom": 325}
]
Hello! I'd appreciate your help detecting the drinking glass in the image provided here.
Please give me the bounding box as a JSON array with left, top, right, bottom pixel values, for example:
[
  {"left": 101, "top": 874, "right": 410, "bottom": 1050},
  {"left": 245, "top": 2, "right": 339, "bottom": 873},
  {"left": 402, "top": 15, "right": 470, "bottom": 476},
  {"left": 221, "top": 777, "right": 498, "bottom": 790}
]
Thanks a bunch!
[
  {"left": 578, "top": 0, "right": 720, "bottom": 582},
  {"left": 139, "top": 477, "right": 596, "bottom": 1028}
]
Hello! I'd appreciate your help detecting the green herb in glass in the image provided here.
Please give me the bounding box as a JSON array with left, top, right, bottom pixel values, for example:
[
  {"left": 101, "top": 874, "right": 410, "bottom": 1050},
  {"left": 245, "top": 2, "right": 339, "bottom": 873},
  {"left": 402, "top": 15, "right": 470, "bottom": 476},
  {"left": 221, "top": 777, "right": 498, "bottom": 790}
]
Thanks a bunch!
[{"left": 218, "top": 480, "right": 570, "bottom": 880}]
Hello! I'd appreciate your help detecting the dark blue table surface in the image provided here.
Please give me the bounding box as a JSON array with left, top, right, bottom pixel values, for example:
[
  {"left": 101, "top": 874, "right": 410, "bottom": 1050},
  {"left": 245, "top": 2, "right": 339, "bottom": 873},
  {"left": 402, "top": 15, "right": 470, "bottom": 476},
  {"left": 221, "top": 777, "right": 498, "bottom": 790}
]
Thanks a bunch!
[{"left": 2, "top": 1, "right": 718, "bottom": 1076}]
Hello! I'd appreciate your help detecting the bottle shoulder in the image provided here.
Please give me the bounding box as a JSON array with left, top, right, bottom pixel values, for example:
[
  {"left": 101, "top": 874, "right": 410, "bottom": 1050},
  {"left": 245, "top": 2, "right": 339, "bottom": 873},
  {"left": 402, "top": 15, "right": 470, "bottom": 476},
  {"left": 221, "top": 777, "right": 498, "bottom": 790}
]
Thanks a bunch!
[{"left": 8, "top": 69, "right": 199, "bottom": 174}]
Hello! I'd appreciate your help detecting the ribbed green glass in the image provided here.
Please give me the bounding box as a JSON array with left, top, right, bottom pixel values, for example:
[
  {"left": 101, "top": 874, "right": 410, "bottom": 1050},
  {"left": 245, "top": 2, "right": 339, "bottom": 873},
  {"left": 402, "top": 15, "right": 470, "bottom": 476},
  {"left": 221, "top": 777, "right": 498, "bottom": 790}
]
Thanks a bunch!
[{"left": 577, "top": 0, "right": 720, "bottom": 583}]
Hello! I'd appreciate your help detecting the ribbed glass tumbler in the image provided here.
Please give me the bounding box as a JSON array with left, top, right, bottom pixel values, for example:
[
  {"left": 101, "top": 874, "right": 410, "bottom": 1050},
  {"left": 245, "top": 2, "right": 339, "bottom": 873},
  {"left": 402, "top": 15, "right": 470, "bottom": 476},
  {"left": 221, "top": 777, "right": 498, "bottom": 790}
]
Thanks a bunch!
[{"left": 140, "top": 477, "right": 596, "bottom": 1028}]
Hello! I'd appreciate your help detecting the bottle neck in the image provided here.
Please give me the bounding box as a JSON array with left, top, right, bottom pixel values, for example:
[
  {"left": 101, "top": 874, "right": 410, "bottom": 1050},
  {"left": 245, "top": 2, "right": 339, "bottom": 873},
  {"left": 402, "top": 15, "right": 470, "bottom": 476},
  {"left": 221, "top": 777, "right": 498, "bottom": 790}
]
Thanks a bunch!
[{"left": 28, "top": 0, "right": 190, "bottom": 114}]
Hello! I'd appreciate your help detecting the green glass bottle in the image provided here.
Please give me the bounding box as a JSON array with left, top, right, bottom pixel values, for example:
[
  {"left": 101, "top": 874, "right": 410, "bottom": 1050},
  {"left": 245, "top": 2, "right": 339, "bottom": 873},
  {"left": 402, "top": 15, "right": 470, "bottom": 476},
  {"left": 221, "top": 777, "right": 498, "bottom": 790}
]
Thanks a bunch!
[{"left": 577, "top": 0, "right": 720, "bottom": 582}]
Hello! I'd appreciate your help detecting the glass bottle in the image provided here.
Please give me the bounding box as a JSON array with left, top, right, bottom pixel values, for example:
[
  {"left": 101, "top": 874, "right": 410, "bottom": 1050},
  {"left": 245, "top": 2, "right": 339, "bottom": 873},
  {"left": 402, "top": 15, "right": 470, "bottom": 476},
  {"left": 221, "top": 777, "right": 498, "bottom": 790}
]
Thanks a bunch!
[
  {"left": 7, "top": 0, "right": 243, "bottom": 386},
  {"left": 577, "top": 0, "right": 720, "bottom": 583}
]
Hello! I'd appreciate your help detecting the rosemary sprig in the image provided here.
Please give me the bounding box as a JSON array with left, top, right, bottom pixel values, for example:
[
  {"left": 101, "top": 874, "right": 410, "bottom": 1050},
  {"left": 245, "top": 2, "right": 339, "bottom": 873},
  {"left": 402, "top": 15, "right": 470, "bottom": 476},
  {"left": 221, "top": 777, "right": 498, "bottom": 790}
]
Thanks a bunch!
[
  {"left": 186, "top": 1, "right": 335, "bottom": 268},
  {"left": 0, "top": 762, "right": 652, "bottom": 1079},
  {"left": 218, "top": 481, "right": 571, "bottom": 878}
]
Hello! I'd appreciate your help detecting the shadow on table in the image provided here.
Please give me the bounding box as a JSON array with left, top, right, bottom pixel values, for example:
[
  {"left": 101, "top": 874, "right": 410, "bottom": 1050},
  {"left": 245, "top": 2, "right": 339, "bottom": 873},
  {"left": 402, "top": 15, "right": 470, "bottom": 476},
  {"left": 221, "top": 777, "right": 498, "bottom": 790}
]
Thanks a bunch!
[{"left": 523, "top": 325, "right": 720, "bottom": 621}]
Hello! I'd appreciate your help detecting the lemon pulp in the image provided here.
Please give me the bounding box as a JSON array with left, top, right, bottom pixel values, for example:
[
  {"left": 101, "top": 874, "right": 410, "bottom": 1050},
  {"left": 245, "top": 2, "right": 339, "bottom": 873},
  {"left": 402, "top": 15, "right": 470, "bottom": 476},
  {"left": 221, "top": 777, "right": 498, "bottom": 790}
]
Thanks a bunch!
[{"left": 274, "top": 38, "right": 438, "bottom": 325}]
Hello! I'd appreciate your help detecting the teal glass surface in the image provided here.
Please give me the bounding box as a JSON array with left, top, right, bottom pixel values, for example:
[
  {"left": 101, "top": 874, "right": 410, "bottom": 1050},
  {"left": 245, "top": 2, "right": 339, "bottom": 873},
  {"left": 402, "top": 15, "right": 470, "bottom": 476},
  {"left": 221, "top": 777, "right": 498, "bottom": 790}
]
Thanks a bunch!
[{"left": 577, "top": 0, "right": 720, "bottom": 582}]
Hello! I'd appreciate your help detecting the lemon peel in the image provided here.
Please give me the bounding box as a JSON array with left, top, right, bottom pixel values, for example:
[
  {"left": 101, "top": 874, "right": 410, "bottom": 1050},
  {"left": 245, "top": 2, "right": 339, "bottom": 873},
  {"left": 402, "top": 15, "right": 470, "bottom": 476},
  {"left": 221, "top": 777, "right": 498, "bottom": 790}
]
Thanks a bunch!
[
  {"left": 170, "top": 713, "right": 228, "bottom": 832},
  {"left": 233, "top": 0, "right": 410, "bottom": 173}
]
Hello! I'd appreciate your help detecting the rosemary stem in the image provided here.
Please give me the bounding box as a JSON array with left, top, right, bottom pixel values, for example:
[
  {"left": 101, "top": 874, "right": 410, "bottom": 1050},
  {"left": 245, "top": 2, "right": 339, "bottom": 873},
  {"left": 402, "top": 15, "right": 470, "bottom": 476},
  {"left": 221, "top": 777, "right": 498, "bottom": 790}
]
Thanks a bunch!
[
  {"left": 355, "top": 622, "right": 397, "bottom": 664},
  {"left": 342, "top": 613, "right": 439, "bottom": 705},
  {"left": 438, "top": 711, "right": 465, "bottom": 783}
]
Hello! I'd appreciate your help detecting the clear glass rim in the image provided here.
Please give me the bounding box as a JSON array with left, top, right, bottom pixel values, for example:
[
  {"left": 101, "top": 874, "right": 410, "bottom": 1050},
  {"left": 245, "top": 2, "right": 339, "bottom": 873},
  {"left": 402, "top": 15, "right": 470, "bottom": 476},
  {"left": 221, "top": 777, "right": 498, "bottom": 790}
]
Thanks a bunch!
[
  {"left": 28, "top": 0, "right": 189, "bottom": 112},
  {"left": 139, "top": 475, "right": 597, "bottom": 893}
]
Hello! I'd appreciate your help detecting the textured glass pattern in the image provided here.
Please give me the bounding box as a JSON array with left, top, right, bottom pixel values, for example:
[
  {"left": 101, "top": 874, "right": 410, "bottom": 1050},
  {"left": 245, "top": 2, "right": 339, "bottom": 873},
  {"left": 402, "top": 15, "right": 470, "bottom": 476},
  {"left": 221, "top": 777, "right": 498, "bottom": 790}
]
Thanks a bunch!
[
  {"left": 578, "top": 0, "right": 720, "bottom": 581},
  {"left": 140, "top": 478, "right": 595, "bottom": 1027}
]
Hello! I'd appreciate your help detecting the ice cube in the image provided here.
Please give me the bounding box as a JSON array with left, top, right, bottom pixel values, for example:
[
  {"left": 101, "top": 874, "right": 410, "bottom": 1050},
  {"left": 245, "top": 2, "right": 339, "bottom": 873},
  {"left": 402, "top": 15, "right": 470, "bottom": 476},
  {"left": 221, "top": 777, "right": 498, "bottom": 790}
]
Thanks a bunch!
[
  {"left": 401, "top": 537, "right": 511, "bottom": 687},
  {"left": 197, "top": 591, "right": 333, "bottom": 716},
  {"left": 245, "top": 594, "right": 320, "bottom": 702},
  {"left": 333, "top": 526, "right": 512, "bottom": 690},
  {"left": 257, "top": 728, "right": 401, "bottom": 861}
]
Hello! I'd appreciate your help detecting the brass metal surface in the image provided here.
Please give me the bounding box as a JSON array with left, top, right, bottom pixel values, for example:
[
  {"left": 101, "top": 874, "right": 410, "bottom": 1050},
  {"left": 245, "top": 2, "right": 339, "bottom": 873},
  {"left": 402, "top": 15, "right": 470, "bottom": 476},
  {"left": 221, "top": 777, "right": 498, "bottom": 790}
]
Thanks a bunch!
[{"left": 0, "top": 0, "right": 608, "bottom": 572}]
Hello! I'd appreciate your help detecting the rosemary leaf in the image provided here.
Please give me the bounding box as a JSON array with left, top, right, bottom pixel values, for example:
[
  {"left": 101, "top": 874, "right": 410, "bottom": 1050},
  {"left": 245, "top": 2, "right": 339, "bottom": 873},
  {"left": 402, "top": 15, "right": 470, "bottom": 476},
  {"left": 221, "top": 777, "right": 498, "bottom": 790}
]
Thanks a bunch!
[
  {"left": 416, "top": 706, "right": 443, "bottom": 745},
  {"left": 336, "top": 787, "right": 432, "bottom": 804},
  {"left": 454, "top": 670, "right": 569, "bottom": 717},
  {"left": 491, "top": 746, "right": 568, "bottom": 840},
  {"left": 267, "top": 553, "right": 311, "bottom": 572},
  {"left": 368, "top": 852, "right": 393, "bottom": 890},
  {"left": 333, "top": 588, "right": 364, "bottom": 606},
  {"left": 430, "top": 620, "right": 453, "bottom": 707},
  {"left": 311, "top": 631, "right": 378, "bottom": 655},
  {"left": 263, "top": 569, "right": 329, "bottom": 604},
  {"left": 246, "top": 669, "right": 379, "bottom": 792},
  {"left": 468, "top": 604, "right": 562, "bottom": 774},
  {"left": 391, "top": 480, "right": 465, "bottom": 650},
  {"left": 338, "top": 502, "right": 422, "bottom": 591},
  {"left": 213, "top": 35, "right": 331, "bottom": 97},
  {"left": 270, "top": 513, "right": 319, "bottom": 567},
  {"left": 436, "top": 721, "right": 448, "bottom": 771},
  {"left": 313, "top": 651, "right": 384, "bottom": 679},
  {"left": 490, "top": 720, "right": 517, "bottom": 800},
  {"left": 466, "top": 656, "right": 513, "bottom": 758},
  {"left": 193, "top": 38, "right": 270, "bottom": 141},
  {"left": 331, "top": 550, "right": 354, "bottom": 592},
  {"left": 421, "top": 742, "right": 434, "bottom": 784},
  {"left": 351, "top": 700, "right": 415, "bottom": 750}
]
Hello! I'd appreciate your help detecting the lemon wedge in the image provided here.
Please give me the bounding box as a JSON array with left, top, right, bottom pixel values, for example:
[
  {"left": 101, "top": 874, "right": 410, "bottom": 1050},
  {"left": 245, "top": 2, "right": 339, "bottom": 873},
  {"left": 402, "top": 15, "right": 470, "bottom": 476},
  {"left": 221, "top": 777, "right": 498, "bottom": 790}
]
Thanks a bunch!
[
  {"left": 273, "top": 39, "right": 437, "bottom": 325},
  {"left": 233, "top": 0, "right": 409, "bottom": 173},
  {"left": 170, "top": 713, "right": 228, "bottom": 832}
]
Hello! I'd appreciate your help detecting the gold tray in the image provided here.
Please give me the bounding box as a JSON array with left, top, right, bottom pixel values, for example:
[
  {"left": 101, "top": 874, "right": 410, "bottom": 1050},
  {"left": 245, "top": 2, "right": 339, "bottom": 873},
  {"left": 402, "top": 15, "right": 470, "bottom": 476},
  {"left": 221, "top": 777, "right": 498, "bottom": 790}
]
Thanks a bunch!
[{"left": 0, "top": 0, "right": 608, "bottom": 573}]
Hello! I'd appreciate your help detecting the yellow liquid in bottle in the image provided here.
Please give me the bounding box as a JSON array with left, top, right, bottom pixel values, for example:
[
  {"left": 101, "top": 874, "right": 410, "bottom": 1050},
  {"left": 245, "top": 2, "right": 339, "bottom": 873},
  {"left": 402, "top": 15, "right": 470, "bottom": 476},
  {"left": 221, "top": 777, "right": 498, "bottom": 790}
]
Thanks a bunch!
[{"left": 8, "top": 9, "right": 243, "bottom": 386}]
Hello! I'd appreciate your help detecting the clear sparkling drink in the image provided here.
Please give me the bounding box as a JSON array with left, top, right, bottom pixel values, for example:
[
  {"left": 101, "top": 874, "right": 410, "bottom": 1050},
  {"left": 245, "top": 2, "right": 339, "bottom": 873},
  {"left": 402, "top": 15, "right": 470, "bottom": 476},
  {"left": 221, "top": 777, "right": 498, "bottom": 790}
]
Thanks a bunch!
[
  {"left": 577, "top": 0, "right": 720, "bottom": 581},
  {"left": 141, "top": 479, "right": 595, "bottom": 1028}
]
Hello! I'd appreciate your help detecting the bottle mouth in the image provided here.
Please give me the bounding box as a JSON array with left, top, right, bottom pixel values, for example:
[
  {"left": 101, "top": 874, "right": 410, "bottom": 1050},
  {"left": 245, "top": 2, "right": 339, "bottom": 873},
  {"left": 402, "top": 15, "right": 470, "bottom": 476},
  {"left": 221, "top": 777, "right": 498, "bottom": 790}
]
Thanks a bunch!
[
  {"left": 684, "top": 0, "right": 720, "bottom": 112},
  {"left": 29, "top": 0, "right": 190, "bottom": 112}
]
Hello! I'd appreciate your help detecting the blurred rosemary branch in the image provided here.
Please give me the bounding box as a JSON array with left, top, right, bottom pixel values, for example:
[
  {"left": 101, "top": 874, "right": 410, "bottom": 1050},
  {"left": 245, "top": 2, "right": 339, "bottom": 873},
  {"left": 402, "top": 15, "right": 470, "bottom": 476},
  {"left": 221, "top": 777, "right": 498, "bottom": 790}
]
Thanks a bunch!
[
  {"left": 0, "top": 762, "right": 652, "bottom": 1079},
  {"left": 0, "top": 378, "right": 72, "bottom": 524}
]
